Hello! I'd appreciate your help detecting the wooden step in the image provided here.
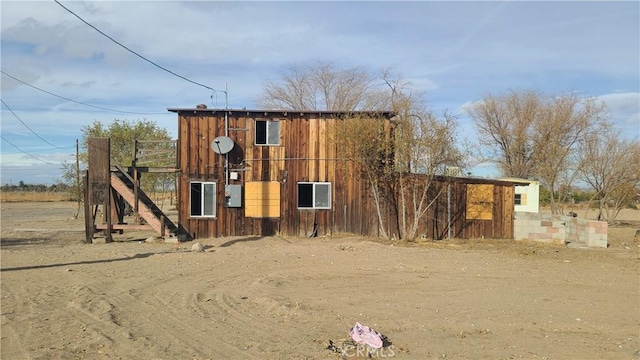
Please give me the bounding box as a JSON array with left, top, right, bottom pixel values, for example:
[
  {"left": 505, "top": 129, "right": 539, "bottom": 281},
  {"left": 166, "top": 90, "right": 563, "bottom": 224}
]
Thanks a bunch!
[
  {"left": 95, "top": 224, "right": 154, "bottom": 231},
  {"left": 110, "top": 173, "right": 172, "bottom": 237},
  {"left": 112, "top": 169, "right": 178, "bottom": 232}
]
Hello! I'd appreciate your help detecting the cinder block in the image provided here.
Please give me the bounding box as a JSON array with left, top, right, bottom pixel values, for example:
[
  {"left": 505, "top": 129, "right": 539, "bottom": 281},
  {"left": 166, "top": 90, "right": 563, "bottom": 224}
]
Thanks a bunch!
[
  {"left": 567, "top": 242, "right": 588, "bottom": 249},
  {"left": 588, "top": 236, "right": 607, "bottom": 248},
  {"left": 164, "top": 236, "right": 180, "bottom": 244}
]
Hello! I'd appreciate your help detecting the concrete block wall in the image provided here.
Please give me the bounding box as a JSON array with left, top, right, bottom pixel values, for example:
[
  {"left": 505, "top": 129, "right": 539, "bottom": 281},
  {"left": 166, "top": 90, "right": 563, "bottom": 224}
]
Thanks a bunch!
[
  {"left": 514, "top": 212, "right": 608, "bottom": 248},
  {"left": 567, "top": 217, "right": 608, "bottom": 248}
]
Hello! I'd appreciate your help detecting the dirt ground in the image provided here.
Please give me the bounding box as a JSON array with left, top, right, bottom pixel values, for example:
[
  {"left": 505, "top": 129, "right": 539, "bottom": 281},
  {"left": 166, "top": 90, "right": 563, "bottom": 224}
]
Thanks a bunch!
[{"left": 1, "top": 202, "right": 638, "bottom": 360}]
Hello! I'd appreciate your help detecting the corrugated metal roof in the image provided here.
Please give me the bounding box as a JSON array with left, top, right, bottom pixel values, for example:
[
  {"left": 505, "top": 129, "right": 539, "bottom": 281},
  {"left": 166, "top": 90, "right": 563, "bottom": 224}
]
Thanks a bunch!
[
  {"left": 166, "top": 108, "right": 395, "bottom": 118},
  {"left": 427, "top": 174, "right": 521, "bottom": 186},
  {"left": 498, "top": 177, "right": 540, "bottom": 185}
]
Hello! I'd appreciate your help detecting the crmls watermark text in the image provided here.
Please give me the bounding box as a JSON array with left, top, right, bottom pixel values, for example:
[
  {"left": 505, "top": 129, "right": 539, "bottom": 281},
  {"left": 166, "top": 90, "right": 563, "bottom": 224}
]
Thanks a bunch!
[{"left": 341, "top": 344, "right": 396, "bottom": 358}]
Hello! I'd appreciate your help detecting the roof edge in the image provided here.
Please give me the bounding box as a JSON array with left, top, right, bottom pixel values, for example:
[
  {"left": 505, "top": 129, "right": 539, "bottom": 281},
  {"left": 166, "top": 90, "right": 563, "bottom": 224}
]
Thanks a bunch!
[{"left": 167, "top": 108, "right": 395, "bottom": 118}]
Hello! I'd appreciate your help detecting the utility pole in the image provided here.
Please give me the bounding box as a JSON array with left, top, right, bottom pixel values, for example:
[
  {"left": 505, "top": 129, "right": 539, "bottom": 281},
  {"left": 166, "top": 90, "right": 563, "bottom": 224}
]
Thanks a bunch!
[{"left": 75, "top": 139, "right": 81, "bottom": 218}]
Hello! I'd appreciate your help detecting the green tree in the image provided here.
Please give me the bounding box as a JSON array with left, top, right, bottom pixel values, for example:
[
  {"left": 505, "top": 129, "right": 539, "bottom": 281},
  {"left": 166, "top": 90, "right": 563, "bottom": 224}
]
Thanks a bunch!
[{"left": 61, "top": 118, "right": 173, "bottom": 211}]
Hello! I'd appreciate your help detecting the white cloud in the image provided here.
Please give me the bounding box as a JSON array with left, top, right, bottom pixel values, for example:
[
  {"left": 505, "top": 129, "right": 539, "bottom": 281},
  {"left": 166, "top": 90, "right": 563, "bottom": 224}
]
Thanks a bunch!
[
  {"left": 597, "top": 92, "right": 640, "bottom": 137},
  {"left": 0, "top": 151, "right": 71, "bottom": 166},
  {"left": 459, "top": 100, "right": 480, "bottom": 115}
]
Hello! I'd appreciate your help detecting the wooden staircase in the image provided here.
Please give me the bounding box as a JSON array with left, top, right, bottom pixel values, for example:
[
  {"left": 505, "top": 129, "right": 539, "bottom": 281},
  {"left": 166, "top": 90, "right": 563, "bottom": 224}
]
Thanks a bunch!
[
  {"left": 85, "top": 137, "right": 187, "bottom": 243},
  {"left": 100, "top": 166, "right": 179, "bottom": 239}
]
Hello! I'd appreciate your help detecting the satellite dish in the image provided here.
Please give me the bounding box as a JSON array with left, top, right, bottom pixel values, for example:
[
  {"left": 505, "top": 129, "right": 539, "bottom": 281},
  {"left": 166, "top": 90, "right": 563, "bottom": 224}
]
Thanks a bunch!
[{"left": 211, "top": 136, "right": 234, "bottom": 154}]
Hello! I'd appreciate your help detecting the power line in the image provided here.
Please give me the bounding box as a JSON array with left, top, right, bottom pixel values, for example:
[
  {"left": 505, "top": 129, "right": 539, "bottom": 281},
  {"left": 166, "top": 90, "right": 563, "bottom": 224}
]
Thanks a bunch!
[
  {"left": 1, "top": 98, "right": 68, "bottom": 149},
  {"left": 30, "top": 145, "right": 76, "bottom": 153},
  {"left": 1, "top": 71, "right": 167, "bottom": 115},
  {"left": 54, "top": 0, "right": 223, "bottom": 94},
  {"left": 0, "top": 135, "right": 59, "bottom": 165}
]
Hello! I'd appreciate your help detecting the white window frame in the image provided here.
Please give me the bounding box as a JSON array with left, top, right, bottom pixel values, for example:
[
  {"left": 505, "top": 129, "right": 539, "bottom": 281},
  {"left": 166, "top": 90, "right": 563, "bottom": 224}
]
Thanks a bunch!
[
  {"left": 255, "top": 119, "right": 280, "bottom": 146},
  {"left": 297, "top": 182, "right": 332, "bottom": 210},
  {"left": 190, "top": 181, "right": 216, "bottom": 218},
  {"left": 514, "top": 193, "right": 522, "bottom": 206}
]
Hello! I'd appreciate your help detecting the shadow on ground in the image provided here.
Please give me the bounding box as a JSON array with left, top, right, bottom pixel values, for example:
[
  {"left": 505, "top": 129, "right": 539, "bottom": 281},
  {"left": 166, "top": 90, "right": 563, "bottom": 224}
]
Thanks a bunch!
[{"left": 0, "top": 252, "right": 162, "bottom": 272}]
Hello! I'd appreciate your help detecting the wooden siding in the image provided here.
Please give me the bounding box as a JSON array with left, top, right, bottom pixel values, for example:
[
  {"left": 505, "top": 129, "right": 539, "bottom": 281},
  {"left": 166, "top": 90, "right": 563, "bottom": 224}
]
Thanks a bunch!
[
  {"left": 385, "top": 176, "right": 514, "bottom": 240},
  {"left": 173, "top": 109, "right": 514, "bottom": 240},
  {"left": 87, "top": 138, "right": 111, "bottom": 206},
  {"left": 175, "top": 110, "right": 377, "bottom": 239}
]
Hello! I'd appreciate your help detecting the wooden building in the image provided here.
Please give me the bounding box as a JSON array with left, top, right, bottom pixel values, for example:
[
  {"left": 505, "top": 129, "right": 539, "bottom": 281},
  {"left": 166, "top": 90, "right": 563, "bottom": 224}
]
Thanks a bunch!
[
  {"left": 414, "top": 175, "right": 515, "bottom": 240},
  {"left": 168, "top": 107, "right": 516, "bottom": 240},
  {"left": 169, "top": 108, "right": 390, "bottom": 239}
]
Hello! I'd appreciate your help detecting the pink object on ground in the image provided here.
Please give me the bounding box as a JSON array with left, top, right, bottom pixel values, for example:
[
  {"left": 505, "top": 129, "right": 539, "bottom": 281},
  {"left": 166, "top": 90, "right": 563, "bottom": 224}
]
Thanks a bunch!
[{"left": 349, "top": 322, "right": 383, "bottom": 349}]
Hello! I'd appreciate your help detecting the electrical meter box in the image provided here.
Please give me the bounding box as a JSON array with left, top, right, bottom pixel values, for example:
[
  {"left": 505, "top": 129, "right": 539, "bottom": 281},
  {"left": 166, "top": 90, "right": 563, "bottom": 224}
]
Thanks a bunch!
[{"left": 225, "top": 184, "right": 242, "bottom": 207}]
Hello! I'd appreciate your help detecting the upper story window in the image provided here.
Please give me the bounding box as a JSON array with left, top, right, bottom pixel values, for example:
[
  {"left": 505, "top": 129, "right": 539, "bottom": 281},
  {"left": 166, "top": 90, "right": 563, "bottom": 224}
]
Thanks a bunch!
[{"left": 255, "top": 120, "right": 280, "bottom": 146}]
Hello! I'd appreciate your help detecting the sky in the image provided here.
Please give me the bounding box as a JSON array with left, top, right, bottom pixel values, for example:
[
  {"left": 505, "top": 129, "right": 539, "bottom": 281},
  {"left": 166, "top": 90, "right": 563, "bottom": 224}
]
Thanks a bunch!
[{"left": 1, "top": 0, "right": 639, "bottom": 185}]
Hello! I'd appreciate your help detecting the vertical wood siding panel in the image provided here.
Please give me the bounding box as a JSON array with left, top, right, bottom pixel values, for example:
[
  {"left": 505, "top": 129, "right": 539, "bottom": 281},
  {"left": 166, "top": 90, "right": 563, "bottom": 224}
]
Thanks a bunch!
[
  {"left": 300, "top": 116, "right": 310, "bottom": 235},
  {"left": 245, "top": 117, "right": 255, "bottom": 183},
  {"left": 218, "top": 113, "right": 226, "bottom": 237},
  {"left": 178, "top": 115, "right": 189, "bottom": 237},
  {"left": 293, "top": 116, "right": 303, "bottom": 236},
  {"left": 299, "top": 117, "right": 308, "bottom": 182},
  {"left": 205, "top": 114, "right": 213, "bottom": 238},
  {"left": 504, "top": 186, "right": 514, "bottom": 239},
  {"left": 292, "top": 116, "right": 301, "bottom": 236},
  {"left": 188, "top": 115, "right": 199, "bottom": 237},
  {"left": 188, "top": 122, "right": 196, "bottom": 239},
  {"left": 327, "top": 120, "right": 338, "bottom": 233},
  {"left": 199, "top": 115, "right": 207, "bottom": 237},
  {"left": 236, "top": 115, "right": 248, "bottom": 236},
  {"left": 317, "top": 121, "right": 328, "bottom": 234},
  {"left": 214, "top": 114, "right": 225, "bottom": 237},
  {"left": 319, "top": 119, "right": 327, "bottom": 181},
  {"left": 213, "top": 114, "right": 220, "bottom": 237},
  {"left": 309, "top": 117, "right": 318, "bottom": 181},
  {"left": 455, "top": 182, "right": 466, "bottom": 239},
  {"left": 492, "top": 185, "right": 501, "bottom": 238},
  {"left": 279, "top": 118, "right": 289, "bottom": 235},
  {"left": 284, "top": 116, "right": 295, "bottom": 236}
]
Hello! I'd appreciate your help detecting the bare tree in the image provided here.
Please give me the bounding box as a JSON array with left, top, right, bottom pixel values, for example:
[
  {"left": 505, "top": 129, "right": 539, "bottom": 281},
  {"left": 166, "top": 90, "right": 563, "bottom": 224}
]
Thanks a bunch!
[
  {"left": 466, "top": 91, "right": 540, "bottom": 178},
  {"left": 335, "top": 71, "right": 466, "bottom": 240},
  {"left": 532, "top": 95, "right": 606, "bottom": 213},
  {"left": 334, "top": 107, "right": 464, "bottom": 241},
  {"left": 259, "top": 63, "right": 466, "bottom": 241},
  {"left": 395, "top": 110, "right": 465, "bottom": 240},
  {"left": 578, "top": 128, "right": 640, "bottom": 223},
  {"left": 334, "top": 114, "right": 395, "bottom": 239},
  {"left": 382, "top": 74, "right": 466, "bottom": 240},
  {"left": 256, "top": 61, "right": 376, "bottom": 111},
  {"left": 467, "top": 91, "right": 606, "bottom": 213}
]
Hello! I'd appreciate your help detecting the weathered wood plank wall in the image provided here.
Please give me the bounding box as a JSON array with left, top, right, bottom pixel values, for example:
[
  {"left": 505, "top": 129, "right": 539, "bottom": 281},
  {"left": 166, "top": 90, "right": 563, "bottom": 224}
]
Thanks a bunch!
[{"left": 172, "top": 109, "right": 514, "bottom": 240}]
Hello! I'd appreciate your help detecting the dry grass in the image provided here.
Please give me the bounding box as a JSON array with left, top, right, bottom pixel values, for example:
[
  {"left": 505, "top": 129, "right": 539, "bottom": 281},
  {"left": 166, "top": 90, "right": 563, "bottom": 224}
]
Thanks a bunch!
[
  {"left": 0, "top": 191, "right": 73, "bottom": 203},
  {"left": 0, "top": 191, "right": 174, "bottom": 204}
]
